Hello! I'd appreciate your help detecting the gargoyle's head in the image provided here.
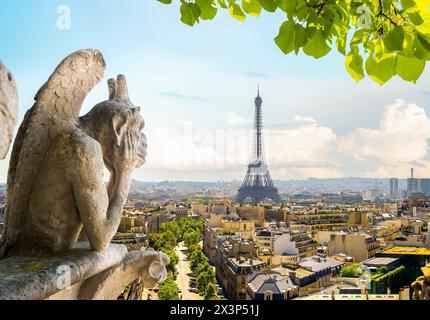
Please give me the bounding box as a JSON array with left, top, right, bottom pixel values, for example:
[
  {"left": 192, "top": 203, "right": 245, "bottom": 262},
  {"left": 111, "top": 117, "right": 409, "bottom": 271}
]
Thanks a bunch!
[
  {"left": 80, "top": 74, "right": 147, "bottom": 172},
  {"left": 0, "top": 60, "right": 18, "bottom": 160}
]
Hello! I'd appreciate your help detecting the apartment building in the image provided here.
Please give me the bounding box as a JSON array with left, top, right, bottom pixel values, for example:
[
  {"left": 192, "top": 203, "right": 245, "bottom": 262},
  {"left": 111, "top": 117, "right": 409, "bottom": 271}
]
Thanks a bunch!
[{"left": 215, "top": 237, "right": 266, "bottom": 300}]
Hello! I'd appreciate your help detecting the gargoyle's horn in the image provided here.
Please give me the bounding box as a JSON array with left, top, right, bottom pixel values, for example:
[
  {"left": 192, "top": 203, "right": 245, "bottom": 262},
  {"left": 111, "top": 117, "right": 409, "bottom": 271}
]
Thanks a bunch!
[
  {"left": 108, "top": 78, "right": 116, "bottom": 100},
  {"left": 115, "top": 74, "right": 129, "bottom": 101}
]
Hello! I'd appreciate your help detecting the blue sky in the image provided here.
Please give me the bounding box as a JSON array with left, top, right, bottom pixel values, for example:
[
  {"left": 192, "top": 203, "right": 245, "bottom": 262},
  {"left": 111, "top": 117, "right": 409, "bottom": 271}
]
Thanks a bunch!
[{"left": 1, "top": 1, "right": 430, "bottom": 182}]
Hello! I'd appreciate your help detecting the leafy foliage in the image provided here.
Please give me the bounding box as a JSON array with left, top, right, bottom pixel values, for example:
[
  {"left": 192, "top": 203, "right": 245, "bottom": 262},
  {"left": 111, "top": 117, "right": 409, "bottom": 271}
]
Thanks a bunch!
[
  {"left": 340, "top": 263, "right": 363, "bottom": 278},
  {"left": 197, "top": 269, "right": 216, "bottom": 293},
  {"left": 190, "top": 250, "right": 209, "bottom": 272},
  {"left": 204, "top": 282, "right": 219, "bottom": 300},
  {"left": 183, "top": 230, "right": 201, "bottom": 249},
  {"left": 370, "top": 265, "right": 407, "bottom": 294},
  {"left": 178, "top": 217, "right": 203, "bottom": 238},
  {"left": 150, "top": 217, "right": 205, "bottom": 297},
  {"left": 189, "top": 246, "right": 218, "bottom": 299},
  {"left": 158, "top": 274, "right": 181, "bottom": 300},
  {"left": 157, "top": 0, "right": 430, "bottom": 85},
  {"left": 162, "top": 248, "right": 180, "bottom": 275},
  {"left": 160, "top": 221, "right": 182, "bottom": 239}
]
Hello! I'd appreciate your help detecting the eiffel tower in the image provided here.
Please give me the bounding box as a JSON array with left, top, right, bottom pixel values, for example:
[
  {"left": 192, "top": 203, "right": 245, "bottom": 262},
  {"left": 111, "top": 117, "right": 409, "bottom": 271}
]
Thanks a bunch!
[{"left": 236, "top": 88, "right": 281, "bottom": 203}]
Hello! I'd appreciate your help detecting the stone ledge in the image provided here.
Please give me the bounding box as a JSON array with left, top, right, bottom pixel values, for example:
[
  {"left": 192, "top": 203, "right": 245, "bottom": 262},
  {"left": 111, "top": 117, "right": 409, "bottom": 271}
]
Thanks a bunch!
[{"left": 0, "top": 243, "right": 128, "bottom": 300}]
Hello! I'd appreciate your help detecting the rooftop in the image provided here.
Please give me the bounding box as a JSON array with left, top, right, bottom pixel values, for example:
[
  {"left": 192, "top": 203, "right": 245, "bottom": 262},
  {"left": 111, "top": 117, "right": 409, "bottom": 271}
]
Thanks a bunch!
[
  {"left": 299, "top": 256, "right": 345, "bottom": 272},
  {"left": 248, "top": 274, "right": 296, "bottom": 295},
  {"left": 270, "top": 266, "right": 314, "bottom": 278},
  {"left": 381, "top": 246, "right": 430, "bottom": 256},
  {"left": 229, "top": 256, "right": 265, "bottom": 268},
  {"left": 362, "top": 257, "right": 400, "bottom": 266}
]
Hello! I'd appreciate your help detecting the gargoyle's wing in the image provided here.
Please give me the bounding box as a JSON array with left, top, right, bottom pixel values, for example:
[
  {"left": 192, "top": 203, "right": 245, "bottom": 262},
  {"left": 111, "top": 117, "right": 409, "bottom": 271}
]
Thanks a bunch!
[{"left": 0, "top": 49, "right": 105, "bottom": 257}]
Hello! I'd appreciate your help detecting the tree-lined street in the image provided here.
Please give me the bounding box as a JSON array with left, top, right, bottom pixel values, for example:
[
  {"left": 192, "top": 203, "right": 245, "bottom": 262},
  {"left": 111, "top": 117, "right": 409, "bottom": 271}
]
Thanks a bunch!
[{"left": 175, "top": 242, "right": 202, "bottom": 300}]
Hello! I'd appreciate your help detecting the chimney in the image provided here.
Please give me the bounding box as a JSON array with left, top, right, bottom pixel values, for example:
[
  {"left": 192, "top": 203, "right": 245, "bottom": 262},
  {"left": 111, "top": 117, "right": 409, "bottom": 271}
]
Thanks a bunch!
[{"left": 411, "top": 168, "right": 414, "bottom": 179}]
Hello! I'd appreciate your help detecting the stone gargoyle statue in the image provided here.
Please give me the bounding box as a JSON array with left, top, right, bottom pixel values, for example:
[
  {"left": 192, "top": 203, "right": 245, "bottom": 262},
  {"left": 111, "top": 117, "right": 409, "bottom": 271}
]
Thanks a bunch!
[
  {"left": 0, "top": 49, "right": 168, "bottom": 299},
  {"left": 412, "top": 263, "right": 430, "bottom": 300},
  {"left": 0, "top": 60, "right": 18, "bottom": 160}
]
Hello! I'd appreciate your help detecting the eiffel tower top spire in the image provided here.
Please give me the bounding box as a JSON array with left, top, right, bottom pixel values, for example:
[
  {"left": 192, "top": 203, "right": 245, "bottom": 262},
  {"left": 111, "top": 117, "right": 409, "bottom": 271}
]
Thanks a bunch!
[{"left": 256, "top": 85, "right": 262, "bottom": 104}]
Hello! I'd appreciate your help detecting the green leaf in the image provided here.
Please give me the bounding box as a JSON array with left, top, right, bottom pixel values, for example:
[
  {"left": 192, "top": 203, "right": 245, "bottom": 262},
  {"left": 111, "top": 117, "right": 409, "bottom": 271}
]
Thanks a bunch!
[
  {"left": 196, "top": 0, "right": 218, "bottom": 20},
  {"left": 242, "top": 0, "right": 262, "bottom": 16},
  {"left": 414, "top": 37, "right": 430, "bottom": 60},
  {"left": 336, "top": 32, "right": 347, "bottom": 55},
  {"left": 257, "top": 0, "right": 278, "bottom": 12},
  {"left": 384, "top": 26, "right": 405, "bottom": 52},
  {"left": 180, "top": 3, "right": 199, "bottom": 26},
  {"left": 277, "top": 0, "right": 297, "bottom": 19},
  {"left": 158, "top": 0, "right": 172, "bottom": 4},
  {"left": 396, "top": 55, "right": 426, "bottom": 83},
  {"left": 274, "top": 20, "right": 296, "bottom": 54},
  {"left": 418, "top": 32, "right": 430, "bottom": 52},
  {"left": 217, "top": 0, "right": 228, "bottom": 8},
  {"left": 229, "top": 3, "right": 246, "bottom": 22},
  {"left": 401, "top": 0, "right": 417, "bottom": 10},
  {"left": 345, "top": 50, "right": 364, "bottom": 81},
  {"left": 407, "top": 10, "right": 424, "bottom": 25},
  {"left": 294, "top": 23, "right": 308, "bottom": 54},
  {"left": 302, "top": 31, "right": 331, "bottom": 59},
  {"left": 365, "top": 55, "right": 396, "bottom": 85}
]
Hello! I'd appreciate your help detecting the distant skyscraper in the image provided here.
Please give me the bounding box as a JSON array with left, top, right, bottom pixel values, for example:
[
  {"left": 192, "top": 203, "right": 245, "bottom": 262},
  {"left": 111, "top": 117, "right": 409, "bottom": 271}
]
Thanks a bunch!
[
  {"left": 389, "top": 178, "right": 399, "bottom": 199},
  {"left": 419, "top": 178, "right": 430, "bottom": 197},
  {"left": 407, "top": 168, "right": 419, "bottom": 196},
  {"left": 236, "top": 88, "right": 281, "bottom": 203}
]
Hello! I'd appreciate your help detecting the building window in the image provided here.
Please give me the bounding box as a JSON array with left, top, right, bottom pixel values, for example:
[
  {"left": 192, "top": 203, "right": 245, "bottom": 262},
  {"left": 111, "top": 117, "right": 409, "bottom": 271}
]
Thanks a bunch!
[{"left": 264, "top": 292, "right": 273, "bottom": 301}]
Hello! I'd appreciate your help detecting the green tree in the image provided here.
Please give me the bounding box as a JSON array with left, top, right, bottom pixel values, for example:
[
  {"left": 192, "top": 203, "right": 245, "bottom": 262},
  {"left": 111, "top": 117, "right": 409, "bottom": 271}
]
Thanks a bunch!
[
  {"left": 183, "top": 230, "right": 201, "bottom": 249},
  {"left": 204, "top": 282, "right": 219, "bottom": 300},
  {"left": 178, "top": 217, "right": 203, "bottom": 237},
  {"left": 340, "top": 263, "right": 363, "bottom": 278},
  {"left": 197, "top": 269, "right": 216, "bottom": 293},
  {"left": 147, "top": 233, "right": 162, "bottom": 251},
  {"left": 160, "top": 221, "right": 181, "bottom": 239},
  {"left": 190, "top": 250, "right": 209, "bottom": 273},
  {"left": 160, "top": 230, "right": 177, "bottom": 250},
  {"left": 161, "top": 248, "right": 179, "bottom": 276},
  {"left": 158, "top": 0, "right": 430, "bottom": 85},
  {"left": 188, "top": 244, "right": 200, "bottom": 255},
  {"left": 158, "top": 274, "right": 180, "bottom": 300},
  {"left": 376, "top": 266, "right": 388, "bottom": 274},
  {"left": 195, "top": 261, "right": 212, "bottom": 276}
]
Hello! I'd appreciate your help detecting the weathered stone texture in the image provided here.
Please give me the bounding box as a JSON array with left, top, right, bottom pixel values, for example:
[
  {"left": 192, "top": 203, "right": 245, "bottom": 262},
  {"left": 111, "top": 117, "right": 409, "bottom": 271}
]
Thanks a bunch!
[{"left": 0, "top": 60, "right": 18, "bottom": 160}]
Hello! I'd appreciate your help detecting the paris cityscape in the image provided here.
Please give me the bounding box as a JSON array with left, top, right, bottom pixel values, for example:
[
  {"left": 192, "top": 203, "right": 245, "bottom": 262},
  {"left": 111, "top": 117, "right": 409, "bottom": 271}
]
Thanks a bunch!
[
  {"left": 1, "top": 88, "right": 429, "bottom": 301},
  {"left": 1, "top": 0, "right": 430, "bottom": 308}
]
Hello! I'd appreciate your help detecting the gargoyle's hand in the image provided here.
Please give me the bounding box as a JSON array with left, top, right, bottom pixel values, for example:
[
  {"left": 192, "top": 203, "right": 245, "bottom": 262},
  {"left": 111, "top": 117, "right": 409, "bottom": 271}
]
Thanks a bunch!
[
  {"left": 113, "top": 130, "right": 140, "bottom": 173},
  {"left": 138, "top": 249, "right": 169, "bottom": 289}
]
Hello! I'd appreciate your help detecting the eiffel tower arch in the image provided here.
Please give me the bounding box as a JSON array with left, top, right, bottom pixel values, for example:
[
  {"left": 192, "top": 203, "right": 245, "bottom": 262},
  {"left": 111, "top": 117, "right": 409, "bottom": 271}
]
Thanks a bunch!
[{"left": 236, "top": 88, "right": 281, "bottom": 204}]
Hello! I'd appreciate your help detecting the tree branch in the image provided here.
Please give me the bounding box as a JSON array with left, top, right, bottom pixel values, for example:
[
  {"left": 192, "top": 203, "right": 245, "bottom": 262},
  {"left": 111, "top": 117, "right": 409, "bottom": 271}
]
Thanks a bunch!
[{"left": 377, "top": 0, "right": 398, "bottom": 26}]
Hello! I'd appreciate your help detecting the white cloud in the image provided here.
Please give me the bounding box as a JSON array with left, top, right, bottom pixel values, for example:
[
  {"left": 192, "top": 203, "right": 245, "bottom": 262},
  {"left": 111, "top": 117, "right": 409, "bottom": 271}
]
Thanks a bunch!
[
  {"left": 338, "top": 99, "right": 430, "bottom": 178},
  {"left": 338, "top": 99, "right": 430, "bottom": 164},
  {"left": 267, "top": 117, "right": 337, "bottom": 166}
]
